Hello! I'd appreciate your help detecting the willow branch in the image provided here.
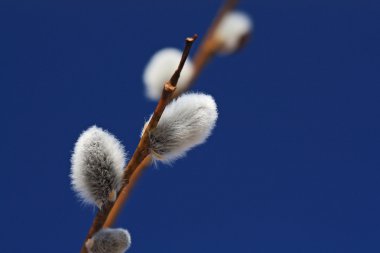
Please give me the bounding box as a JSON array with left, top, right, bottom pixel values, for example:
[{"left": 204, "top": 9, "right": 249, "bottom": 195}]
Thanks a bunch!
[
  {"left": 102, "top": 0, "right": 240, "bottom": 229},
  {"left": 80, "top": 34, "right": 198, "bottom": 253}
]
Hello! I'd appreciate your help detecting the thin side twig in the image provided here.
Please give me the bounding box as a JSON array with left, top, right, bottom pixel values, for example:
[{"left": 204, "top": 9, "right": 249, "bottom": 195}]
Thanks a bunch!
[
  {"left": 174, "top": 0, "right": 238, "bottom": 96},
  {"left": 80, "top": 34, "right": 198, "bottom": 253}
]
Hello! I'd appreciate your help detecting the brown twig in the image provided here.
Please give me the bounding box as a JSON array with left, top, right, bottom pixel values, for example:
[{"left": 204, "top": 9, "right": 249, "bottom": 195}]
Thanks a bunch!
[
  {"left": 102, "top": 0, "right": 240, "bottom": 230},
  {"left": 104, "top": 155, "right": 152, "bottom": 227},
  {"left": 80, "top": 35, "right": 198, "bottom": 253},
  {"left": 174, "top": 0, "right": 239, "bottom": 97}
]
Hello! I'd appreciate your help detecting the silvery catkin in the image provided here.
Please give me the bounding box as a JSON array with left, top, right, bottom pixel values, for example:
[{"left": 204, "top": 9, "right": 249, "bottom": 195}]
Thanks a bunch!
[
  {"left": 144, "top": 92, "right": 218, "bottom": 163},
  {"left": 143, "top": 48, "right": 194, "bottom": 100},
  {"left": 71, "top": 126, "right": 126, "bottom": 208},
  {"left": 86, "top": 228, "right": 131, "bottom": 253}
]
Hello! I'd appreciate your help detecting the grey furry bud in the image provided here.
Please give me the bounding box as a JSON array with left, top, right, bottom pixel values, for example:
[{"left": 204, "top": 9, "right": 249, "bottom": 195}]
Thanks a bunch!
[
  {"left": 144, "top": 93, "right": 218, "bottom": 163},
  {"left": 86, "top": 228, "right": 131, "bottom": 253},
  {"left": 143, "top": 48, "right": 194, "bottom": 101},
  {"left": 214, "top": 11, "right": 253, "bottom": 54},
  {"left": 70, "top": 126, "right": 126, "bottom": 208}
]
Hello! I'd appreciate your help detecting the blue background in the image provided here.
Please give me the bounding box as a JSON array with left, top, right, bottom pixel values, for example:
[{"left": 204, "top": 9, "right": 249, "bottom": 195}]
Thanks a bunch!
[{"left": 1, "top": 0, "right": 379, "bottom": 252}]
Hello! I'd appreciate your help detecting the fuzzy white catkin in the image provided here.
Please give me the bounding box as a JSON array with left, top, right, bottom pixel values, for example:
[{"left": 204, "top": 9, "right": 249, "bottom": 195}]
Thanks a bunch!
[
  {"left": 86, "top": 228, "right": 131, "bottom": 253},
  {"left": 143, "top": 48, "right": 194, "bottom": 100},
  {"left": 214, "top": 11, "right": 253, "bottom": 54},
  {"left": 144, "top": 93, "right": 218, "bottom": 163},
  {"left": 70, "top": 126, "right": 126, "bottom": 208}
]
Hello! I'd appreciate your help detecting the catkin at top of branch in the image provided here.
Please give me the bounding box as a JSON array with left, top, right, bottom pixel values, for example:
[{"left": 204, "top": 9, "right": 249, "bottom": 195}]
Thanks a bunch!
[{"left": 214, "top": 10, "right": 253, "bottom": 54}]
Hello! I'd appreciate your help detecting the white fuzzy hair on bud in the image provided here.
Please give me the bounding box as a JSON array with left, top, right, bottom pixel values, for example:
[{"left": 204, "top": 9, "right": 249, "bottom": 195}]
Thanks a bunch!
[
  {"left": 143, "top": 48, "right": 194, "bottom": 101},
  {"left": 86, "top": 228, "right": 131, "bottom": 253},
  {"left": 70, "top": 126, "right": 126, "bottom": 208},
  {"left": 143, "top": 93, "right": 218, "bottom": 163},
  {"left": 214, "top": 11, "right": 253, "bottom": 54}
]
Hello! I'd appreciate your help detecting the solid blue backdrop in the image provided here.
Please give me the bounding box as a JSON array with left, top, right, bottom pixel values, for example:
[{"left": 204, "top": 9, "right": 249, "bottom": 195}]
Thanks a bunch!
[{"left": 1, "top": 0, "right": 379, "bottom": 252}]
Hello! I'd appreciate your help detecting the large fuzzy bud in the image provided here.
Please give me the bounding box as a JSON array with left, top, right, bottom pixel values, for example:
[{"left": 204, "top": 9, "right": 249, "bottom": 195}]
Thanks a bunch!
[
  {"left": 143, "top": 48, "right": 194, "bottom": 101},
  {"left": 86, "top": 228, "right": 131, "bottom": 253},
  {"left": 70, "top": 126, "right": 126, "bottom": 208},
  {"left": 143, "top": 93, "right": 218, "bottom": 163},
  {"left": 214, "top": 11, "right": 253, "bottom": 54}
]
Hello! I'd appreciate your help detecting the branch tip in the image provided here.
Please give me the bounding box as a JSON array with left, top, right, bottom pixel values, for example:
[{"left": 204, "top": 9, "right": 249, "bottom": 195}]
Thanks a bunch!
[
  {"left": 169, "top": 34, "right": 198, "bottom": 85},
  {"left": 186, "top": 34, "right": 198, "bottom": 42}
]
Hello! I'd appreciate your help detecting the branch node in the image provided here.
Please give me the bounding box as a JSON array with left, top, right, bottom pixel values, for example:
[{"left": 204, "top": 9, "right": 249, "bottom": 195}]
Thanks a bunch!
[{"left": 164, "top": 82, "right": 176, "bottom": 92}]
